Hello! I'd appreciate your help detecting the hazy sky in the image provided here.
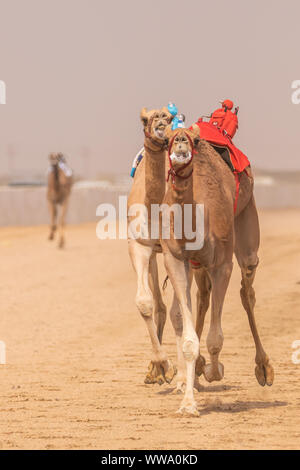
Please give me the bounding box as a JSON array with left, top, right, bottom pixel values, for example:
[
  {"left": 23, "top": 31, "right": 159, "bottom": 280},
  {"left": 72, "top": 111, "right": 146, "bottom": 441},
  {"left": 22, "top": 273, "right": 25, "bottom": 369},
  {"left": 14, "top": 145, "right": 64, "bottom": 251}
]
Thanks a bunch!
[{"left": 0, "top": 0, "right": 299, "bottom": 178}]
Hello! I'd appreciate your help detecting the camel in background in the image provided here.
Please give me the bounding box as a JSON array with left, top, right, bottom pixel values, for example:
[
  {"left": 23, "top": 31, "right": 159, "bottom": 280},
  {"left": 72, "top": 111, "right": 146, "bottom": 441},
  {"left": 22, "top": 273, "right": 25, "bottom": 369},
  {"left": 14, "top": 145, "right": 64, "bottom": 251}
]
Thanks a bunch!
[
  {"left": 47, "top": 152, "right": 73, "bottom": 248},
  {"left": 128, "top": 107, "right": 179, "bottom": 386},
  {"left": 161, "top": 127, "right": 274, "bottom": 415}
]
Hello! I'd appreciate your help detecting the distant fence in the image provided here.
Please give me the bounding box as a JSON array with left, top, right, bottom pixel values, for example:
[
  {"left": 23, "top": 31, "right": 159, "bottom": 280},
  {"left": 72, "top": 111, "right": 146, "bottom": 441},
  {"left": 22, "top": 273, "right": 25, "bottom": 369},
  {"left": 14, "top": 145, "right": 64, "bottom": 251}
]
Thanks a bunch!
[
  {"left": 0, "top": 183, "right": 129, "bottom": 227},
  {"left": 0, "top": 179, "right": 300, "bottom": 227},
  {"left": 254, "top": 178, "right": 300, "bottom": 209}
]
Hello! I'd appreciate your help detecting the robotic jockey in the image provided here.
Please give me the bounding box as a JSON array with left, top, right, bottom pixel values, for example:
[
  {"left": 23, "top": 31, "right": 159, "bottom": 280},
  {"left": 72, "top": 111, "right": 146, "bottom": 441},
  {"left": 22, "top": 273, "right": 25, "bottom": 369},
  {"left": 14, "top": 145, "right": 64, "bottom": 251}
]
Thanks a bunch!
[{"left": 208, "top": 99, "right": 239, "bottom": 139}]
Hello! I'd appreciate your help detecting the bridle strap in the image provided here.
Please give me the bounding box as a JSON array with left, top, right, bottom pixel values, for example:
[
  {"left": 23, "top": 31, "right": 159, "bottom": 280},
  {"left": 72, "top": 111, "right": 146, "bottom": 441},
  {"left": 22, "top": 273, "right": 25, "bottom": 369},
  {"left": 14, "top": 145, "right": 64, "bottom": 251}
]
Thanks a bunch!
[
  {"left": 144, "top": 131, "right": 167, "bottom": 152},
  {"left": 167, "top": 131, "right": 195, "bottom": 185}
]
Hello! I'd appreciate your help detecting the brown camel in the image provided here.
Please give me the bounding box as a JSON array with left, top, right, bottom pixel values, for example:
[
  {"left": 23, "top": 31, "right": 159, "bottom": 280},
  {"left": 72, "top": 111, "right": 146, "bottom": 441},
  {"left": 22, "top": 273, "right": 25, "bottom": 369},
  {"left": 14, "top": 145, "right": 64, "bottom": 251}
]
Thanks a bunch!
[
  {"left": 47, "top": 152, "right": 72, "bottom": 248},
  {"left": 128, "top": 107, "right": 179, "bottom": 386},
  {"left": 160, "top": 127, "right": 274, "bottom": 415}
]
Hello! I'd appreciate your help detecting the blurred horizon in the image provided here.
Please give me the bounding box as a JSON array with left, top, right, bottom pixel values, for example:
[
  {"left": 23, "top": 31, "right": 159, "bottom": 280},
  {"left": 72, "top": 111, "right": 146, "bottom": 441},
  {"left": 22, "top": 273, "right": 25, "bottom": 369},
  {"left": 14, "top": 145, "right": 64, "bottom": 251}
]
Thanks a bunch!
[{"left": 1, "top": 0, "right": 300, "bottom": 179}]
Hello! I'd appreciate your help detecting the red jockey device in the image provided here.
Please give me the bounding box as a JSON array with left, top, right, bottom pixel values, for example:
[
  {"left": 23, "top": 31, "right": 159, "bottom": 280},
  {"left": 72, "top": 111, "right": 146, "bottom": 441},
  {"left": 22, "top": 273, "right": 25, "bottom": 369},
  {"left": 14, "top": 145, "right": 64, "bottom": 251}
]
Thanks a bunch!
[
  {"left": 209, "top": 99, "right": 238, "bottom": 138},
  {"left": 192, "top": 118, "right": 250, "bottom": 216}
]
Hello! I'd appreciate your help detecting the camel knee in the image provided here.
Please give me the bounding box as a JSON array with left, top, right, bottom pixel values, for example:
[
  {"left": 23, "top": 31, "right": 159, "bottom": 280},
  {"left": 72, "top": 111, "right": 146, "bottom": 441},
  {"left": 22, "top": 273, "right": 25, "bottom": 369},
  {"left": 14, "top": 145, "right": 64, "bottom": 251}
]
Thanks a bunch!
[
  {"left": 182, "top": 335, "right": 199, "bottom": 362},
  {"left": 136, "top": 292, "right": 153, "bottom": 318},
  {"left": 207, "top": 329, "right": 223, "bottom": 356},
  {"left": 241, "top": 255, "right": 259, "bottom": 276}
]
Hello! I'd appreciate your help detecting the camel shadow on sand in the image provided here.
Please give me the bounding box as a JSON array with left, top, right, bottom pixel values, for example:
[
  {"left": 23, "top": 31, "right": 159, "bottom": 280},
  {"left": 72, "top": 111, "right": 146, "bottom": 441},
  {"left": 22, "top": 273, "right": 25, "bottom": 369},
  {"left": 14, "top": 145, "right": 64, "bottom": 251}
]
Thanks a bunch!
[
  {"left": 156, "top": 386, "right": 287, "bottom": 415},
  {"left": 199, "top": 399, "right": 287, "bottom": 416},
  {"left": 157, "top": 384, "right": 242, "bottom": 395}
]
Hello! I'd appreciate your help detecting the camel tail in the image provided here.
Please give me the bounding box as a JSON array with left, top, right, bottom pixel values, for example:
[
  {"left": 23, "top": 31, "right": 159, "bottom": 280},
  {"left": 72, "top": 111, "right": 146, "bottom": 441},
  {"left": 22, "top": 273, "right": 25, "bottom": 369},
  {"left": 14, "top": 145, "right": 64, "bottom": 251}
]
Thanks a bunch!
[{"left": 162, "top": 275, "right": 169, "bottom": 291}]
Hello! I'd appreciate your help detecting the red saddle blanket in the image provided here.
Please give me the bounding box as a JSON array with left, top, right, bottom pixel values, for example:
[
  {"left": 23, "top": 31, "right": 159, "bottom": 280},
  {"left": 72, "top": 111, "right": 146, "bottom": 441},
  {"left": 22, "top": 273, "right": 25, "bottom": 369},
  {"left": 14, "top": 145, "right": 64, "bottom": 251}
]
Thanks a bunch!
[{"left": 194, "top": 119, "right": 250, "bottom": 173}]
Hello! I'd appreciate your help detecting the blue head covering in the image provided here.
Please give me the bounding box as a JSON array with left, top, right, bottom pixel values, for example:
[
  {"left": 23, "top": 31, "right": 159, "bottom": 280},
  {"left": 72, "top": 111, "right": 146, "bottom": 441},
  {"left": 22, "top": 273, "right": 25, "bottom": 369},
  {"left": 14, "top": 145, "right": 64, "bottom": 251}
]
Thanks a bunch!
[
  {"left": 168, "top": 102, "right": 185, "bottom": 130},
  {"left": 168, "top": 102, "right": 178, "bottom": 117}
]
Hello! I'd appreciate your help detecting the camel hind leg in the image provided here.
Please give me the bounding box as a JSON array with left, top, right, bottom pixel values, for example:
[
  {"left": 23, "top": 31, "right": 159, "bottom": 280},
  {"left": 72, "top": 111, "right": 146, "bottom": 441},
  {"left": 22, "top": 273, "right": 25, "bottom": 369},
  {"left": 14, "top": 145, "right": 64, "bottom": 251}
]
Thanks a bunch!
[
  {"left": 57, "top": 198, "right": 69, "bottom": 249},
  {"left": 48, "top": 201, "right": 57, "bottom": 240},
  {"left": 204, "top": 260, "right": 233, "bottom": 382},
  {"left": 234, "top": 196, "right": 274, "bottom": 386}
]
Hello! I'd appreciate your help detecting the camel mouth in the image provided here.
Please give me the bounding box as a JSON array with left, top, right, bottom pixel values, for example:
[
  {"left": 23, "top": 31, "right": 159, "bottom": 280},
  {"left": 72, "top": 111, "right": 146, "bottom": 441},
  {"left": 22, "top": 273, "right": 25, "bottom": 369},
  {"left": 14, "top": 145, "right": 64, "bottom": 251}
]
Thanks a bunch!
[
  {"left": 154, "top": 125, "right": 166, "bottom": 139},
  {"left": 170, "top": 151, "right": 192, "bottom": 166}
]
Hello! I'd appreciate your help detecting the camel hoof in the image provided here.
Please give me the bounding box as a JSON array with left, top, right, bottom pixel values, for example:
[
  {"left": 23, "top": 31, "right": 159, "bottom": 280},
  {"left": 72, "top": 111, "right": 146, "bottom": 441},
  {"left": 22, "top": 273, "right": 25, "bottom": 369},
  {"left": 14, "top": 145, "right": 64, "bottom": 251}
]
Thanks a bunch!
[
  {"left": 144, "top": 361, "right": 158, "bottom": 384},
  {"left": 176, "top": 401, "right": 199, "bottom": 417},
  {"left": 144, "top": 360, "right": 176, "bottom": 385},
  {"left": 203, "top": 362, "right": 224, "bottom": 383},
  {"left": 144, "top": 374, "right": 156, "bottom": 384},
  {"left": 58, "top": 238, "right": 65, "bottom": 249},
  {"left": 156, "top": 373, "right": 165, "bottom": 386},
  {"left": 195, "top": 354, "right": 206, "bottom": 376},
  {"left": 255, "top": 362, "right": 274, "bottom": 387},
  {"left": 163, "top": 360, "right": 177, "bottom": 384}
]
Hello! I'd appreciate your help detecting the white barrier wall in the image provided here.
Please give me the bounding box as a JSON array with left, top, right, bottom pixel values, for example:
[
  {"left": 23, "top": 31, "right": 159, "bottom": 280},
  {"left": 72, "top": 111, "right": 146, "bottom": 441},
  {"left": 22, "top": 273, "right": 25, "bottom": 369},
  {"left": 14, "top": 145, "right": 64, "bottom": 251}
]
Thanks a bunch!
[
  {"left": 0, "top": 184, "right": 129, "bottom": 227},
  {"left": 0, "top": 180, "right": 300, "bottom": 227}
]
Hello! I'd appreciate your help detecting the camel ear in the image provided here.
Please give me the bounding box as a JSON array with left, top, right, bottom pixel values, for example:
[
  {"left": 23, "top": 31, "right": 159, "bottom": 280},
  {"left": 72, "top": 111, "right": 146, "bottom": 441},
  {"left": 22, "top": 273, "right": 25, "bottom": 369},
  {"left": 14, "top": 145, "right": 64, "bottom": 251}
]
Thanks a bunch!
[
  {"left": 140, "top": 107, "right": 149, "bottom": 127},
  {"left": 187, "top": 125, "right": 200, "bottom": 147},
  {"left": 190, "top": 123, "right": 199, "bottom": 133},
  {"left": 161, "top": 106, "right": 173, "bottom": 123}
]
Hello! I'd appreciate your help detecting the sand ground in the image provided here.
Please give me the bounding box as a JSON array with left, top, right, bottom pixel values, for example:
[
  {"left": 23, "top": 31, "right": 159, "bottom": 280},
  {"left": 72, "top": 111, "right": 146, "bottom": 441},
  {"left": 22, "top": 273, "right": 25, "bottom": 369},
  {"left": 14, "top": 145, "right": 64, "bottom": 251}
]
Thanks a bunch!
[{"left": 0, "top": 209, "right": 299, "bottom": 450}]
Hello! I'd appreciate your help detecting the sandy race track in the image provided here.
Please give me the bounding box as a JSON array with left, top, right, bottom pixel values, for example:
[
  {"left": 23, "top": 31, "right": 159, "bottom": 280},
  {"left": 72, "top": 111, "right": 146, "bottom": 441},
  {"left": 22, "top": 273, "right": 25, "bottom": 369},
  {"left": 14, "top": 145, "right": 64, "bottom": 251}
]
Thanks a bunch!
[{"left": 0, "top": 209, "right": 299, "bottom": 450}]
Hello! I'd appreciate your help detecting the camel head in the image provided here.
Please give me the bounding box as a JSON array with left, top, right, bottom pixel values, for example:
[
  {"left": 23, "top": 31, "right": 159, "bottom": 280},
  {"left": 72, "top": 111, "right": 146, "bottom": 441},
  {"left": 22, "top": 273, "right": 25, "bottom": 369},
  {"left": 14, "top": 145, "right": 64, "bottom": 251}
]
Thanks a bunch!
[
  {"left": 48, "top": 152, "right": 65, "bottom": 166},
  {"left": 140, "top": 107, "right": 173, "bottom": 148},
  {"left": 48, "top": 152, "right": 60, "bottom": 166},
  {"left": 167, "top": 127, "right": 200, "bottom": 172}
]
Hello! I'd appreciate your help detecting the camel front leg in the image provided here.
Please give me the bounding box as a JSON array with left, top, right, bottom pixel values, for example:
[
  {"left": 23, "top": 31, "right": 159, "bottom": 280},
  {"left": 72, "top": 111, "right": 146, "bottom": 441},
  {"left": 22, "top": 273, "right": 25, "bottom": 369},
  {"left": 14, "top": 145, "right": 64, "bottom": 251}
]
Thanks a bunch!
[
  {"left": 148, "top": 252, "right": 166, "bottom": 343},
  {"left": 169, "top": 271, "right": 202, "bottom": 394},
  {"left": 203, "top": 261, "right": 233, "bottom": 383},
  {"left": 235, "top": 197, "right": 274, "bottom": 386},
  {"left": 58, "top": 198, "right": 69, "bottom": 249},
  {"left": 193, "top": 268, "right": 211, "bottom": 384},
  {"left": 164, "top": 251, "right": 199, "bottom": 416},
  {"left": 48, "top": 201, "right": 57, "bottom": 240},
  {"left": 128, "top": 240, "right": 176, "bottom": 385}
]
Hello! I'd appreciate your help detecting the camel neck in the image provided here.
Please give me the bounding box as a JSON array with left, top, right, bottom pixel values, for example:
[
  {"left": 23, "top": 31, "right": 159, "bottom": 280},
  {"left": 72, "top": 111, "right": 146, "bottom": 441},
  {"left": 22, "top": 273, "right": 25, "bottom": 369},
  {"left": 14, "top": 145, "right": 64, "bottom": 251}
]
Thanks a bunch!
[
  {"left": 169, "top": 166, "right": 193, "bottom": 204},
  {"left": 144, "top": 146, "right": 166, "bottom": 206},
  {"left": 52, "top": 164, "right": 60, "bottom": 191}
]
